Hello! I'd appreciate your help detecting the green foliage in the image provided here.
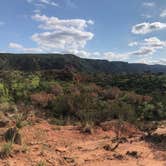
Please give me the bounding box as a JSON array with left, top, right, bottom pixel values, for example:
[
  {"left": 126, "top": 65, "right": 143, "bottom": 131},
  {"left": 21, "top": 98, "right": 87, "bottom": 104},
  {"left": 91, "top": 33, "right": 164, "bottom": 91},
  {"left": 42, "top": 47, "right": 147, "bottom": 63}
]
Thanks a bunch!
[
  {"left": 0, "top": 83, "right": 9, "bottom": 103},
  {"left": 36, "top": 161, "right": 45, "bottom": 166},
  {"left": 109, "top": 101, "right": 136, "bottom": 123},
  {"left": 138, "top": 102, "right": 166, "bottom": 121},
  {"left": 0, "top": 66, "right": 166, "bottom": 125},
  {"left": 1, "top": 53, "right": 166, "bottom": 74},
  {"left": 0, "top": 142, "right": 13, "bottom": 157}
]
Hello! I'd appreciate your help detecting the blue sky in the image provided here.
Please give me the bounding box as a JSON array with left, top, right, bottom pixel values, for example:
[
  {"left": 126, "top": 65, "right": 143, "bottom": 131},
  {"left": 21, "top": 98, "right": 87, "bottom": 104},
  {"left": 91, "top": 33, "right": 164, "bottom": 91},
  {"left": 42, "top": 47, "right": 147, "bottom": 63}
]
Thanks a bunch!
[{"left": 0, "top": 0, "right": 166, "bottom": 64}]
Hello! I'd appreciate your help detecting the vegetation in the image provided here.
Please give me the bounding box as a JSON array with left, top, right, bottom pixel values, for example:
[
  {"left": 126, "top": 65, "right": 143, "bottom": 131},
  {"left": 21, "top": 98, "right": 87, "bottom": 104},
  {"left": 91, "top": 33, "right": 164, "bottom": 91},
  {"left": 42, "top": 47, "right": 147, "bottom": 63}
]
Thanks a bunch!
[
  {"left": 0, "top": 54, "right": 166, "bottom": 165},
  {"left": 0, "top": 54, "right": 166, "bottom": 141},
  {"left": 0, "top": 68, "right": 165, "bottom": 127},
  {"left": 0, "top": 142, "right": 13, "bottom": 158},
  {"left": 1, "top": 53, "right": 166, "bottom": 73}
]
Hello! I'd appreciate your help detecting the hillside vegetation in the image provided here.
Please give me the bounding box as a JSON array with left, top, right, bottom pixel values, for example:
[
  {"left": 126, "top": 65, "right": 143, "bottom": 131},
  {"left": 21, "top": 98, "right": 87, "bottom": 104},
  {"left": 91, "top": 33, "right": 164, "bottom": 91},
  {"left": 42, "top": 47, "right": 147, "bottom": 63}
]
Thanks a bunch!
[{"left": 1, "top": 53, "right": 166, "bottom": 73}]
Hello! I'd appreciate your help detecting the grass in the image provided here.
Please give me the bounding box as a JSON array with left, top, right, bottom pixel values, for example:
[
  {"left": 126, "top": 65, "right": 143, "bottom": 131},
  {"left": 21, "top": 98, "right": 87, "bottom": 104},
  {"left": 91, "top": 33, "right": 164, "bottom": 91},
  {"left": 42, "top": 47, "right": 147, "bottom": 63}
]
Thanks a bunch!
[
  {"left": 81, "top": 122, "right": 94, "bottom": 134},
  {"left": 0, "top": 142, "right": 13, "bottom": 158},
  {"left": 36, "top": 161, "right": 45, "bottom": 166}
]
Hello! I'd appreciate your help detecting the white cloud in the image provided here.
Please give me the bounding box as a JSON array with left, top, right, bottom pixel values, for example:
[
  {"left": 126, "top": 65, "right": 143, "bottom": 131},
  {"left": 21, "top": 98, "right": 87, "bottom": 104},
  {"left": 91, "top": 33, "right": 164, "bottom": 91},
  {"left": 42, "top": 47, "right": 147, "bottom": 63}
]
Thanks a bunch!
[
  {"left": 9, "top": 14, "right": 94, "bottom": 53},
  {"left": 144, "top": 37, "right": 166, "bottom": 48},
  {"left": 66, "top": 50, "right": 129, "bottom": 61},
  {"left": 9, "top": 43, "right": 24, "bottom": 50},
  {"left": 103, "top": 52, "right": 129, "bottom": 61},
  {"left": 31, "top": 14, "right": 94, "bottom": 51},
  {"left": 129, "top": 37, "right": 166, "bottom": 56},
  {"left": 155, "top": 59, "right": 166, "bottom": 65},
  {"left": 9, "top": 36, "right": 166, "bottom": 61},
  {"left": 67, "top": 50, "right": 101, "bottom": 59},
  {"left": 160, "top": 10, "right": 166, "bottom": 18},
  {"left": 27, "top": 0, "right": 58, "bottom": 7},
  {"left": 128, "top": 42, "right": 138, "bottom": 47},
  {"left": 132, "top": 22, "right": 166, "bottom": 34},
  {"left": 130, "top": 47, "right": 155, "bottom": 56},
  {"left": 32, "top": 14, "right": 94, "bottom": 31},
  {"left": 8, "top": 12, "right": 166, "bottom": 63},
  {"left": 40, "top": 0, "right": 58, "bottom": 6},
  {"left": 9, "top": 42, "right": 42, "bottom": 53},
  {"left": 138, "top": 58, "right": 166, "bottom": 65},
  {"left": 143, "top": 2, "right": 155, "bottom": 7}
]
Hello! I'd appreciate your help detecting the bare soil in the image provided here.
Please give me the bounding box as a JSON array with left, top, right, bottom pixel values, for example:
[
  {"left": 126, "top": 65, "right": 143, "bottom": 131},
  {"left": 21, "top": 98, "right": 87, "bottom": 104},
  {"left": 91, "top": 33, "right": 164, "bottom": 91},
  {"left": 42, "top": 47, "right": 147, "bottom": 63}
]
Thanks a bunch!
[{"left": 0, "top": 120, "right": 165, "bottom": 166}]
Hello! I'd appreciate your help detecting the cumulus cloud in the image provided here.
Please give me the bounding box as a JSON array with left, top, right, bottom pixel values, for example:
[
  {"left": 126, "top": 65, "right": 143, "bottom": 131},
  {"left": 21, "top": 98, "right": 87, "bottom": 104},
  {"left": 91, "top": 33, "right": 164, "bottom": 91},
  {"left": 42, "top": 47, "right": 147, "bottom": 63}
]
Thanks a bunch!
[
  {"left": 9, "top": 42, "right": 42, "bottom": 53},
  {"left": 160, "top": 10, "right": 166, "bottom": 18},
  {"left": 129, "top": 37, "right": 166, "bottom": 56},
  {"left": 31, "top": 14, "right": 94, "bottom": 51},
  {"left": 144, "top": 37, "right": 166, "bottom": 48},
  {"left": 32, "top": 14, "right": 94, "bottom": 31},
  {"left": 143, "top": 2, "right": 155, "bottom": 7},
  {"left": 9, "top": 14, "right": 94, "bottom": 54},
  {"left": 8, "top": 13, "right": 166, "bottom": 63},
  {"left": 130, "top": 47, "right": 155, "bottom": 56},
  {"left": 132, "top": 22, "right": 166, "bottom": 34}
]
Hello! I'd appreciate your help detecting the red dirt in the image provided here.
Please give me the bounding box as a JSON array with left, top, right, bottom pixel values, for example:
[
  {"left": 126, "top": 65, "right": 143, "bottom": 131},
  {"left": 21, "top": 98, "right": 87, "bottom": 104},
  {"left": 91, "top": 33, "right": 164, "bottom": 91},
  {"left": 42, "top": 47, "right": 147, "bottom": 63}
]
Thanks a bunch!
[{"left": 0, "top": 120, "right": 166, "bottom": 166}]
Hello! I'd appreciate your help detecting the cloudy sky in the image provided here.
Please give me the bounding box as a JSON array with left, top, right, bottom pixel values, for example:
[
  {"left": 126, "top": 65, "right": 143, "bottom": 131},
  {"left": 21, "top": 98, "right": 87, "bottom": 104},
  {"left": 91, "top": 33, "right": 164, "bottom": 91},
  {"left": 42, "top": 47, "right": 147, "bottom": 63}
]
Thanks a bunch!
[{"left": 0, "top": 0, "right": 166, "bottom": 64}]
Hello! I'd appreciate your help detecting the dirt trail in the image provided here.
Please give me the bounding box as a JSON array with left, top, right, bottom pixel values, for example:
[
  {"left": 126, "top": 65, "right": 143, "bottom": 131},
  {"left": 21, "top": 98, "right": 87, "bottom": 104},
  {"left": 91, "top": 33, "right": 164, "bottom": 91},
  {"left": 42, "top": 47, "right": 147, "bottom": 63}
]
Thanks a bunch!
[{"left": 0, "top": 120, "right": 166, "bottom": 166}]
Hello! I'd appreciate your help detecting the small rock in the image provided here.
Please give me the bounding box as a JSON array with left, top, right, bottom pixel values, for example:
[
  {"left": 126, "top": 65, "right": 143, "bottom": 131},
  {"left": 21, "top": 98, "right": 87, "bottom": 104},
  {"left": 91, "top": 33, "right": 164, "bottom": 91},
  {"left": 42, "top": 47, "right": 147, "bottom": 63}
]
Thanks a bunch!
[
  {"left": 112, "top": 137, "right": 128, "bottom": 144},
  {"left": 126, "top": 151, "right": 140, "bottom": 158},
  {"left": 55, "top": 147, "right": 67, "bottom": 153},
  {"left": 64, "top": 157, "right": 75, "bottom": 163},
  {"left": 113, "top": 153, "right": 124, "bottom": 160},
  {"left": 103, "top": 144, "right": 112, "bottom": 151}
]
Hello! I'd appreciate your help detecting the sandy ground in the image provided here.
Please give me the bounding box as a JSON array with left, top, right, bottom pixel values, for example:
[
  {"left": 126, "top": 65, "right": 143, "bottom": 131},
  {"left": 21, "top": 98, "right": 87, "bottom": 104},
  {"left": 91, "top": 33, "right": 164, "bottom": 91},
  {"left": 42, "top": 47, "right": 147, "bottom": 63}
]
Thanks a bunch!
[{"left": 0, "top": 120, "right": 165, "bottom": 166}]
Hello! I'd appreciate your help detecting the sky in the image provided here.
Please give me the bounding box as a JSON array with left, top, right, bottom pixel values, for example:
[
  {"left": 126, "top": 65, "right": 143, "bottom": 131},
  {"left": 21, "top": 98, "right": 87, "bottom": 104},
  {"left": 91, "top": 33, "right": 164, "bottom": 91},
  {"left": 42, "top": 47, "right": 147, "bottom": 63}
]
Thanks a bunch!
[{"left": 0, "top": 0, "right": 166, "bottom": 64}]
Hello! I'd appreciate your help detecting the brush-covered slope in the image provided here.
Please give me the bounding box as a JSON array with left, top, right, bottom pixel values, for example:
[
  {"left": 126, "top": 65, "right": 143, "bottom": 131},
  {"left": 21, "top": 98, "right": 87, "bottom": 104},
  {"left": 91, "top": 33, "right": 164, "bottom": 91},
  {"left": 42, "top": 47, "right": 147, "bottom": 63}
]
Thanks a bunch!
[{"left": 0, "top": 53, "right": 166, "bottom": 73}]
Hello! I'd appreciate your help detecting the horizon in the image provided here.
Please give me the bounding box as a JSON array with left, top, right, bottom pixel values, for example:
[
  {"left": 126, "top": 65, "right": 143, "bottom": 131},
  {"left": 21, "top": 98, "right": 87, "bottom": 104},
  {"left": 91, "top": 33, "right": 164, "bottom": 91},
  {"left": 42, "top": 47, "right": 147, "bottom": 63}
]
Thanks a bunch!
[
  {"left": 1, "top": 52, "right": 166, "bottom": 66},
  {"left": 0, "top": 0, "right": 166, "bottom": 64}
]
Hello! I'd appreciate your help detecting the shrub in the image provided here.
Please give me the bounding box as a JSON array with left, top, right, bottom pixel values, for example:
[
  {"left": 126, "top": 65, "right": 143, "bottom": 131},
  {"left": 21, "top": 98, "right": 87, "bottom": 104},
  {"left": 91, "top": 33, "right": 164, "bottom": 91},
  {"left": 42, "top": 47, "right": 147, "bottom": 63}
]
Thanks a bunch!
[
  {"left": 137, "top": 121, "right": 158, "bottom": 136},
  {"left": 0, "top": 102, "right": 18, "bottom": 114},
  {"left": 0, "top": 142, "right": 13, "bottom": 158},
  {"left": 50, "top": 82, "right": 63, "bottom": 96},
  {"left": 36, "top": 161, "right": 45, "bottom": 166},
  {"left": 103, "top": 87, "right": 122, "bottom": 100},
  {"left": 109, "top": 101, "right": 136, "bottom": 123},
  {"left": 13, "top": 113, "right": 27, "bottom": 129},
  {"left": 81, "top": 122, "right": 94, "bottom": 134},
  {"left": 0, "top": 83, "right": 9, "bottom": 103},
  {"left": 30, "top": 92, "right": 54, "bottom": 107}
]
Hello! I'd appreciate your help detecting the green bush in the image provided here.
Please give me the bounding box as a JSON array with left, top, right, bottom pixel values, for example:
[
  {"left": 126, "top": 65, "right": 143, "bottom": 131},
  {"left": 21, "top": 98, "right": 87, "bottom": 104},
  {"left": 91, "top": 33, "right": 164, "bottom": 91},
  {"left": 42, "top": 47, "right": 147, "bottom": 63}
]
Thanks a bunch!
[
  {"left": 0, "top": 142, "right": 13, "bottom": 157},
  {"left": 109, "top": 101, "right": 136, "bottom": 123}
]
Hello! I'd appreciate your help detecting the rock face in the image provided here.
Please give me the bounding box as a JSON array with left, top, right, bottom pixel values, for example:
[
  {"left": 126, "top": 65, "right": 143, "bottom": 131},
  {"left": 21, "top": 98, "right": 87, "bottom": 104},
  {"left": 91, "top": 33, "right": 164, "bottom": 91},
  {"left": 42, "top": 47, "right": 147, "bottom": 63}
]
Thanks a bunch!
[{"left": 4, "top": 127, "right": 22, "bottom": 145}]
